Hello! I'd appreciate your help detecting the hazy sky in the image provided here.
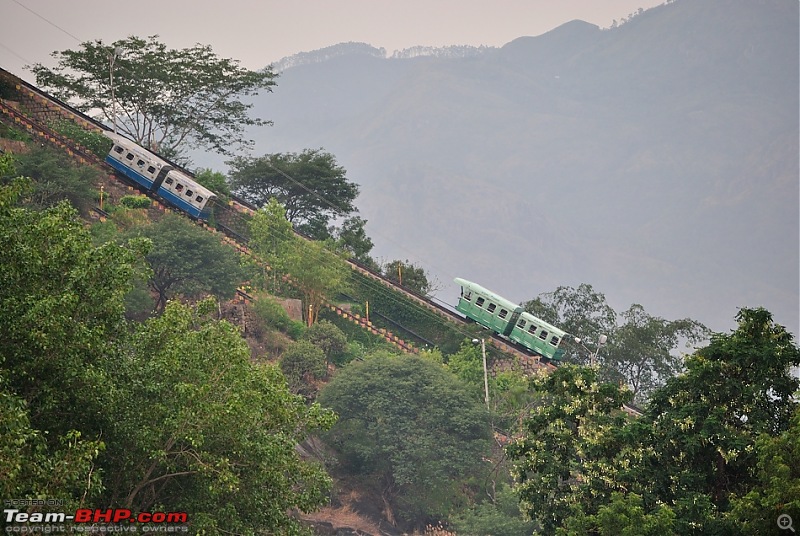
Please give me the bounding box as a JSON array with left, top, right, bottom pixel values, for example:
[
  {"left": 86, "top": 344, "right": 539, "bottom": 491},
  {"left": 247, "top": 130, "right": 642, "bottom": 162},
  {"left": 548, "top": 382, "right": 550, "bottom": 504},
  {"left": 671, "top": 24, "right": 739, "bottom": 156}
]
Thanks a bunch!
[{"left": 2, "top": 0, "right": 664, "bottom": 80}]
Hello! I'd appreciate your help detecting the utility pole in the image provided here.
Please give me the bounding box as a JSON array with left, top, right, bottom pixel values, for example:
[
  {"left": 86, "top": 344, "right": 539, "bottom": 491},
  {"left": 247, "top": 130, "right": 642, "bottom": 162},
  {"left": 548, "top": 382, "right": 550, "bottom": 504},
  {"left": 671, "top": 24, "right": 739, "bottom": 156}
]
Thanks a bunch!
[{"left": 473, "top": 338, "right": 490, "bottom": 410}]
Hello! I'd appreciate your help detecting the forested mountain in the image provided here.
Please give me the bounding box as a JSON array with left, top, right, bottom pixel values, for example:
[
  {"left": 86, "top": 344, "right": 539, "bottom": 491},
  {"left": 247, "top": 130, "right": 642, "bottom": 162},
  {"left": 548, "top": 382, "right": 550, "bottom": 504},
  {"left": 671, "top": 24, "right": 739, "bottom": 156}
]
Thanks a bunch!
[{"left": 192, "top": 0, "right": 799, "bottom": 336}]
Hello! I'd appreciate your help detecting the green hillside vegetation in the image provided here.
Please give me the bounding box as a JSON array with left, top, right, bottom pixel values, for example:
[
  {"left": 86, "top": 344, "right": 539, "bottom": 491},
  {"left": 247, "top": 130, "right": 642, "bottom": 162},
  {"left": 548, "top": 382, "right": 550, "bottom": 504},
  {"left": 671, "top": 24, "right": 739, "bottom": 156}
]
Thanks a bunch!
[{"left": 2, "top": 15, "right": 798, "bottom": 531}]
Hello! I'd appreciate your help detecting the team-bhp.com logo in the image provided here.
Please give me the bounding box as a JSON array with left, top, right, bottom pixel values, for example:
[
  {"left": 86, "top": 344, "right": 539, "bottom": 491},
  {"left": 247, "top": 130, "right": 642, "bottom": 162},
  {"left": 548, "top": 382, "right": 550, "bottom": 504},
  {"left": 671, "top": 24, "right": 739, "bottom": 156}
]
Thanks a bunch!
[{"left": 4, "top": 506, "right": 188, "bottom": 533}]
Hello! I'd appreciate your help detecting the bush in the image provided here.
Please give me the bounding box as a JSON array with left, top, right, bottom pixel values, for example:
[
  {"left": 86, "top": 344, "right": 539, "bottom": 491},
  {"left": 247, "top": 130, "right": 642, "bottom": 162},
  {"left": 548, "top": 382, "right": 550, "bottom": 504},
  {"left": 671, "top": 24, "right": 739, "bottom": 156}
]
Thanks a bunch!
[
  {"left": 119, "top": 195, "right": 151, "bottom": 209},
  {"left": 48, "top": 120, "right": 112, "bottom": 159},
  {"left": 305, "top": 320, "right": 348, "bottom": 364},
  {"left": 280, "top": 340, "right": 326, "bottom": 398},
  {"left": 253, "top": 296, "right": 306, "bottom": 338}
]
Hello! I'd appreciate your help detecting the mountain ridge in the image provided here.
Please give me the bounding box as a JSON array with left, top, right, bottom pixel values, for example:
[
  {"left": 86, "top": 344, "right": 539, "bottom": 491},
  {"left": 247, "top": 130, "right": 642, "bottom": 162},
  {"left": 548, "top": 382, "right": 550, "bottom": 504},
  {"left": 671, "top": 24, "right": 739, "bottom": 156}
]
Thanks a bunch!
[{"left": 192, "top": 0, "right": 799, "bottom": 336}]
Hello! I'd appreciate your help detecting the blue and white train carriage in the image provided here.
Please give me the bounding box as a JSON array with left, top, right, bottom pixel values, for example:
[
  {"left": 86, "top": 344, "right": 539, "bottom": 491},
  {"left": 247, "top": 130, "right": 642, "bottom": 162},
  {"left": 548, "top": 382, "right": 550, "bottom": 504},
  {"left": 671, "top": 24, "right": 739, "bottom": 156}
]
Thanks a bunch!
[{"left": 103, "top": 131, "right": 216, "bottom": 220}]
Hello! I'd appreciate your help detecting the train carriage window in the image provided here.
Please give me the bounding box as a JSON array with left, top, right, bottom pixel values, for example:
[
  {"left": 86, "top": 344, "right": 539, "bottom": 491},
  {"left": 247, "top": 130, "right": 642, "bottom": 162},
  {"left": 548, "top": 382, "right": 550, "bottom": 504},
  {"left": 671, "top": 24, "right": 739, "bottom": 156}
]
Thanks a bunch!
[
  {"left": 550, "top": 336, "right": 560, "bottom": 346},
  {"left": 539, "top": 330, "right": 549, "bottom": 341},
  {"left": 475, "top": 297, "right": 485, "bottom": 308},
  {"left": 196, "top": 196, "right": 204, "bottom": 203},
  {"left": 165, "top": 177, "right": 174, "bottom": 185},
  {"left": 114, "top": 146, "right": 124, "bottom": 154},
  {"left": 137, "top": 159, "right": 145, "bottom": 167},
  {"left": 125, "top": 153, "right": 134, "bottom": 161},
  {"left": 185, "top": 190, "right": 193, "bottom": 197},
  {"left": 487, "top": 303, "right": 497, "bottom": 313},
  {"left": 499, "top": 309, "right": 508, "bottom": 319},
  {"left": 517, "top": 318, "right": 527, "bottom": 328},
  {"left": 462, "top": 290, "right": 472, "bottom": 301},
  {"left": 147, "top": 166, "right": 156, "bottom": 174},
  {"left": 527, "top": 325, "right": 538, "bottom": 335},
  {"left": 175, "top": 184, "right": 184, "bottom": 192}
]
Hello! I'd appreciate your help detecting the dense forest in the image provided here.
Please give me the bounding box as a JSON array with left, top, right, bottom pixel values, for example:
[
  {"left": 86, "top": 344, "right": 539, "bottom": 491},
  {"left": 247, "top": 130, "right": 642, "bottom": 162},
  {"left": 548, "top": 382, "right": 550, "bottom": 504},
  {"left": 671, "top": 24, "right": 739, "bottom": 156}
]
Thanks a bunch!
[{"left": 1, "top": 28, "right": 798, "bottom": 536}]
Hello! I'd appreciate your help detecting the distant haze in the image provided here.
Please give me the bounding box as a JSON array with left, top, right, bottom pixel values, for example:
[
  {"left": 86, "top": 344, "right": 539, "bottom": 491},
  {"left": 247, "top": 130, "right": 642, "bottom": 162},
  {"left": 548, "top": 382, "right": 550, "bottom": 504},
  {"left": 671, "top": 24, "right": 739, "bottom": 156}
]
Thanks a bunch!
[
  {"left": 192, "top": 0, "right": 799, "bottom": 338},
  {"left": 1, "top": 0, "right": 663, "bottom": 80}
]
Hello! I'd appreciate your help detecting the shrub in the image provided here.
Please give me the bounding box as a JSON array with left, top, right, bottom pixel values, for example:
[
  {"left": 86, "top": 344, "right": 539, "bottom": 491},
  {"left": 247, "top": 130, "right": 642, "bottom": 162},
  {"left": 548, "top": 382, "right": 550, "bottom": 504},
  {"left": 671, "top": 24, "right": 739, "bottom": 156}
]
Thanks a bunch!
[
  {"left": 280, "top": 340, "right": 326, "bottom": 398},
  {"left": 304, "top": 320, "right": 348, "bottom": 363},
  {"left": 119, "top": 195, "right": 151, "bottom": 209}
]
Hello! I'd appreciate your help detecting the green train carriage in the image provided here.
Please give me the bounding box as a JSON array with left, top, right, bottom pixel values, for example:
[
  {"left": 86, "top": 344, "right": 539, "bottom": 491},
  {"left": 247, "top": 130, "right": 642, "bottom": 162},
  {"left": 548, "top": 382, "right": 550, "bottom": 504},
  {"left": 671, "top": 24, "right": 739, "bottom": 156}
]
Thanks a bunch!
[{"left": 454, "top": 278, "right": 566, "bottom": 361}]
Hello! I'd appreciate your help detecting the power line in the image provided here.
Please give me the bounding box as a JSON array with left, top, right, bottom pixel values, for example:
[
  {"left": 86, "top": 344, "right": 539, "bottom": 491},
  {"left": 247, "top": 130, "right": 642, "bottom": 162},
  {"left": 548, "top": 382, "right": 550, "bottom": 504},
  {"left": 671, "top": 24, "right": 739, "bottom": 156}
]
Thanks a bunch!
[{"left": 7, "top": 0, "right": 84, "bottom": 44}]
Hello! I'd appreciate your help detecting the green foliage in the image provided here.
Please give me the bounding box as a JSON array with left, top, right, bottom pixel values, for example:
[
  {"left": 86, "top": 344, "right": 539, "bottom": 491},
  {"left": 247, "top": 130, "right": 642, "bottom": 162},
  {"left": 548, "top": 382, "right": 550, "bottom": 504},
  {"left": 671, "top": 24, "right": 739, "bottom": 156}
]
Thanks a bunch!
[
  {"left": 726, "top": 406, "right": 800, "bottom": 532},
  {"left": 125, "top": 213, "right": 246, "bottom": 312},
  {"left": 523, "top": 284, "right": 708, "bottom": 403},
  {"left": 319, "top": 353, "right": 491, "bottom": 526},
  {"left": 0, "top": 179, "right": 336, "bottom": 533},
  {"left": 642, "top": 307, "right": 800, "bottom": 533},
  {"left": 304, "top": 319, "right": 348, "bottom": 363},
  {"left": 0, "top": 180, "right": 145, "bottom": 503},
  {"left": 0, "top": 122, "right": 31, "bottom": 142},
  {"left": 32, "top": 35, "right": 277, "bottom": 158},
  {"left": 228, "top": 149, "right": 360, "bottom": 239},
  {"left": 561, "top": 492, "right": 677, "bottom": 536},
  {"left": 48, "top": 119, "right": 112, "bottom": 158},
  {"left": 382, "top": 259, "right": 437, "bottom": 296},
  {"left": 603, "top": 304, "right": 708, "bottom": 403},
  {"left": 449, "top": 483, "right": 536, "bottom": 536},
  {"left": 246, "top": 196, "right": 344, "bottom": 310},
  {"left": 119, "top": 194, "right": 151, "bottom": 209},
  {"left": 331, "top": 215, "right": 375, "bottom": 265},
  {"left": 506, "top": 365, "right": 634, "bottom": 534},
  {"left": 346, "top": 269, "right": 467, "bottom": 355},
  {"left": 507, "top": 308, "right": 800, "bottom": 536},
  {"left": 194, "top": 167, "right": 231, "bottom": 197},
  {"left": 252, "top": 295, "right": 306, "bottom": 338},
  {"left": 523, "top": 283, "right": 617, "bottom": 363},
  {"left": 102, "top": 300, "right": 335, "bottom": 534},
  {"left": 2, "top": 145, "right": 100, "bottom": 212},
  {"left": 281, "top": 340, "right": 328, "bottom": 398}
]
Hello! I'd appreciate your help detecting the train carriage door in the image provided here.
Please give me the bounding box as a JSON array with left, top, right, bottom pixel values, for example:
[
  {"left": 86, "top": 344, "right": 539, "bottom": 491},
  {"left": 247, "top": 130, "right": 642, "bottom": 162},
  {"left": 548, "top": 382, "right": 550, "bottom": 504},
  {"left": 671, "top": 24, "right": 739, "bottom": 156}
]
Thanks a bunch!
[{"left": 503, "top": 307, "right": 524, "bottom": 336}]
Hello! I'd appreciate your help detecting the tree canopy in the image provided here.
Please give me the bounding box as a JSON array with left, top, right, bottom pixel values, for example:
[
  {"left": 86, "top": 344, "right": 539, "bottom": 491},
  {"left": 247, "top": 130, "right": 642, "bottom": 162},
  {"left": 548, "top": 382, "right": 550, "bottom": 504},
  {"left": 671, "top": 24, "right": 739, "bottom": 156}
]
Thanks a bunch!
[
  {"left": 318, "top": 353, "right": 491, "bottom": 526},
  {"left": 507, "top": 307, "right": 800, "bottom": 535},
  {"left": 30, "top": 35, "right": 277, "bottom": 160},
  {"left": 125, "top": 213, "right": 246, "bottom": 312},
  {"left": 524, "top": 283, "right": 707, "bottom": 403},
  {"left": 228, "top": 149, "right": 360, "bottom": 239},
  {"left": 0, "top": 177, "right": 336, "bottom": 533}
]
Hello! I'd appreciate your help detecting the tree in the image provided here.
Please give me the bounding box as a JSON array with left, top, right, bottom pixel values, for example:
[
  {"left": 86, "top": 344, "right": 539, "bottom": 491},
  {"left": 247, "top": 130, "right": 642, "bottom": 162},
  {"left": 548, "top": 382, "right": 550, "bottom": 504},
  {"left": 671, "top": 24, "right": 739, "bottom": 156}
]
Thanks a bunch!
[
  {"left": 194, "top": 168, "right": 231, "bottom": 198},
  {"left": 304, "top": 319, "right": 348, "bottom": 364},
  {"left": 331, "top": 215, "right": 376, "bottom": 266},
  {"left": 30, "top": 35, "right": 277, "bottom": 159},
  {"left": 280, "top": 340, "right": 328, "bottom": 399},
  {"left": 642, "top": 307, "right": 800, "bottom": 534},
  {"left": 318, "top": 353, "right": 491, "bottom": 527},
  {"left": 523, "top": 284, "right": 708, "bottom": 403},
  {"left": 522, "top": 283, "right": 617, "bottom": 363},
  {"left": 0, "top": 178, "right": 145, "bottom": 506},
  {"left": 2, "top": 145, "right": 101, "bottom": 212},
  {"left": 227, "top": 149, "right": 360, "bottom": 239},
  {"left": 602, "top": 304, "right": 708, "bottom": 404},
  {"left": 101, "top": 300, "right": 335, "bottom": 534},
  {"left": 249, "top": 201, "right": 351, "bottom": 325},
  {"left": 382, "top": 259, "right": 437, "bottom": 296},
  {"left": 126, "top": 213, "right": 246, "bottom": 312},
  {"left": 283, "top": 237, "right": 351, "bottom": 325},
  {"left": 727, "top": 407, "right": 800, "bottom": 533},
  {"left": 507, "top": 308, "right": 800, "bottom": 536},
  {"left": 506, "top": 365, "right": 635, "bottom": 534}
]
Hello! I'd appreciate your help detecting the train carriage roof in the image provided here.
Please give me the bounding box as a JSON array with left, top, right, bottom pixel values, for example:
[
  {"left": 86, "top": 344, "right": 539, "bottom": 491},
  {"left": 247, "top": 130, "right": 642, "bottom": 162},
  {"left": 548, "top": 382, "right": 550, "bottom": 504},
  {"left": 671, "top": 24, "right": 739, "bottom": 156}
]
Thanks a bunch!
[{"left": 455, "top": 278, "right": 522, "bottom": 312}]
